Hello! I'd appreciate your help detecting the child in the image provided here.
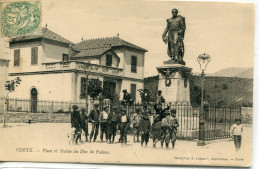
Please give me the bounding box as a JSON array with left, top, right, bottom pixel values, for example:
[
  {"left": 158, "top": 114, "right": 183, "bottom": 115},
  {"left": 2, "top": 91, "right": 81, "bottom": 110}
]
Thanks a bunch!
[
  {"left": 71, "top": 105, "right": 82, "bottom": 145},
  {"left": 99, "top": 106, "right": 109, "bottom": 142},
  {"left": 140, "top": 111, "right": 151, "bottom": 147},
  {"left": 152, "top": 115, "right": 162, "bottom": 148},
  {"left": 161, "top": 110, "right": 171, "bottom": 149},
  {"left": 79, "top": 108, "right": 89, "bottom": 142},
  {"left": 132, "top": 108, "right": 142, "bottom": 143},
  {"left": 107, "top": 107, "right": 119, "bottom": 144},
  {"left": 169, "top": 109, "right": 179, "bottom": 149},
  {"left": 119, "top": 109, "right": 131, "bottom": 144},
  {"left": 230, "top": 118, "right": 243, "bottom": 151}
]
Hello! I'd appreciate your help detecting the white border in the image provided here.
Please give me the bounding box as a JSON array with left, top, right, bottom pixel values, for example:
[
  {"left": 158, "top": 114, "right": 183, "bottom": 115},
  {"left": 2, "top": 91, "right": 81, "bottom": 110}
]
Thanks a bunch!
[{"left": 0, "top": 0, "right": 259, "bottom": 168}]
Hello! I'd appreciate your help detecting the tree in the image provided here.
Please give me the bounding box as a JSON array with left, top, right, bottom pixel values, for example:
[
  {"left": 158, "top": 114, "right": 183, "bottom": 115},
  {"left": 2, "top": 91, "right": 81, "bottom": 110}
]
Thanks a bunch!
[
  {"left": 87, "top": 79, "right": 103, "bottom": 101},
  {"left": 222, "top": 83, "right": 228, "bottom": 90},
  {"left": 190, "top": 85, "right": 202, "bottom": 107},
  {"left": 3, "top": 77, "right": 22, "bottom": 127}
]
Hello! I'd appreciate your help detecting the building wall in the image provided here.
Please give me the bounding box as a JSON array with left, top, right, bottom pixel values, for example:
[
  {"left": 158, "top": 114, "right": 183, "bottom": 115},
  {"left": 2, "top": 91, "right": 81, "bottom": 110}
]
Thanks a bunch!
[
  {"left": 100, "top": 51, "right": 119, "bottom": 67},
  {"left": 9, "top": 40, "right": 70, "bottom": 73},
  {"left": 8, "top": 73, "right": 73, "bottom": 101},
  {"left": 9, "top": 42, "right": 44, "bottom": 73},
  {"left": 42, "top": 39, "right": 70, "bottom": 63},
  {"left": 73, "top": 51, "right": 120, "bottom": 67},
  {"left": 114, "top": 48, "right": 145, "bottom": 80}
]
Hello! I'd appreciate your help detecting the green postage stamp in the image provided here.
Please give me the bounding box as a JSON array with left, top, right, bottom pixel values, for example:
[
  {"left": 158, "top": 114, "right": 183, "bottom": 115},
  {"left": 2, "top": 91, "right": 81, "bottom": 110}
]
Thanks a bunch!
[{"left": 0, "top": 0, "right": 41, "bottom": 37}]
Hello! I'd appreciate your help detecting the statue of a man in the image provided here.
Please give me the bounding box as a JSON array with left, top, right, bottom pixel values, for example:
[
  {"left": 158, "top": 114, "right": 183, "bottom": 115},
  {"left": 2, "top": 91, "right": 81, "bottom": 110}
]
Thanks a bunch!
[{"left": 162, "top": 8, "right": 186, "bottom": 64}]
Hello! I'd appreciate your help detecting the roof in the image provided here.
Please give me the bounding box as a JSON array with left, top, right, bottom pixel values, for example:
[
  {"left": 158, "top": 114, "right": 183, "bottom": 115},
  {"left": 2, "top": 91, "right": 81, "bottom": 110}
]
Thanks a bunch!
[
  {"left": 73, "top": 36, "right": 148, "bottom": 52},
  {"left": 71, "top": 46, "right": 120, "bottom": 62},
  {"left": 72, "top": 47, "right": 112, "bottom": 58},
  {"left": 10, "top": 27, "right": 73, "bottom": 45}
]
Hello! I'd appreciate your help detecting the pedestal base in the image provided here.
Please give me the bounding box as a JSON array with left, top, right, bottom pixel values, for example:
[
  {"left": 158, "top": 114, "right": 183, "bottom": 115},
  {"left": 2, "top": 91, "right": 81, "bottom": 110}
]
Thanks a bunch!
[
  {"left": 197, "top": 140, "right": 206, "bottom": 146},
  {"left": 156, "top": 63, "right": 192, "bottom": 104}
]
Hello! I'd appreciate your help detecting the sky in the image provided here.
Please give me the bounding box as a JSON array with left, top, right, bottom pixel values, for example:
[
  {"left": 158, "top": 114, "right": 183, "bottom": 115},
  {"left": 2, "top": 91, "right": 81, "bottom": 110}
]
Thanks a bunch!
[{"left": 41, "top": 0, "right": 254, "bottom": 77}]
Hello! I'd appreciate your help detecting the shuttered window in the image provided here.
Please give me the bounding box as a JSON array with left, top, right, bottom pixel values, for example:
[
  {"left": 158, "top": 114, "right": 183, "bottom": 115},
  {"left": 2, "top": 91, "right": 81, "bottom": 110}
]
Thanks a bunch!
[
  {"left": 14, "top": 49, "right": 20, "bottom": 66},
  {"left": 106, "top": 54, "right": 112, "bottom": 66},
  {"left": 31, "top": 47, "right": 38, "bottom": 65},
  {"left": 62, "top": 54, "right": 69, "bottom": 61},
  {"left": 131, "top": 56, "right": 137, "bottom": 73},
  {"left": 130, "top": 84, "right": 136, "bottom": 101}
]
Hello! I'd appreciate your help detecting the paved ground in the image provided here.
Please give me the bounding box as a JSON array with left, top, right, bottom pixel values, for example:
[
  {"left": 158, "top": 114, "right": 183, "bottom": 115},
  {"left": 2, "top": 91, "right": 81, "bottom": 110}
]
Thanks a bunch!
[{"left": 0, "top": 123, "right": 252, "bottom": 167}]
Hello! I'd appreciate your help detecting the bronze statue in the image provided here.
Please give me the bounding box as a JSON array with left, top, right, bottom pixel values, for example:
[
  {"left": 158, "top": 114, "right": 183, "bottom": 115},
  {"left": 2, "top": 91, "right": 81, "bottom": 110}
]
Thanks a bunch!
[{"left": 162, "top": 8, "right": 186, "bottom": 65}]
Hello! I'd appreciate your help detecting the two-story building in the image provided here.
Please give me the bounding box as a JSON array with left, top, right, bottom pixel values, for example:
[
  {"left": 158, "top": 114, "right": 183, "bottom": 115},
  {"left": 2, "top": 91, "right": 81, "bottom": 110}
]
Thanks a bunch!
[{"left": 8, "top": 27, "right": 147, "bottom": 112}]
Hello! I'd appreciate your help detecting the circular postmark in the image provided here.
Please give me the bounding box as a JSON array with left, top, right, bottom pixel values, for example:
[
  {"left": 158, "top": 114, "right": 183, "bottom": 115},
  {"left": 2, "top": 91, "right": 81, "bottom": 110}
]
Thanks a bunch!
[{"left": 1, "top": 1, "right": 41, "bottom": 37}]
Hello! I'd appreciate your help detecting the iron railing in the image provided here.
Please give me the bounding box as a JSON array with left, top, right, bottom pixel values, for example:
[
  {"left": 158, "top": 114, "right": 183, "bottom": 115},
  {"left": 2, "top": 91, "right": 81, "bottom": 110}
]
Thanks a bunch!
[{"left": 1, "top": 98, "right": 242, "bottom": 140}]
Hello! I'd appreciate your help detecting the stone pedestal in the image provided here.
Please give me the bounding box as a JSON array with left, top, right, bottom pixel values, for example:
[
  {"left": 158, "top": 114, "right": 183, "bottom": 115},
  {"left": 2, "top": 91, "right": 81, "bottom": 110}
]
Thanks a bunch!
[{"left": 156, "top": 61, "right": 192, "bottom": 104}]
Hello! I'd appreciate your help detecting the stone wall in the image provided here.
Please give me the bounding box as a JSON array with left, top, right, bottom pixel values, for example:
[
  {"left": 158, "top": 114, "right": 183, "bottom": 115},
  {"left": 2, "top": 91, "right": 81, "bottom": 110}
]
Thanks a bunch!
[{"left": 0, "top": 112, "right": 70, "bottom": 123}]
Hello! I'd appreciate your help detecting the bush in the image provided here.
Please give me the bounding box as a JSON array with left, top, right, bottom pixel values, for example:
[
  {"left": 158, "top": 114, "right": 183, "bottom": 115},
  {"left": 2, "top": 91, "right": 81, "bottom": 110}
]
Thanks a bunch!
[{"left": 222, "top": 84, "right": 228, "bottom": 90}]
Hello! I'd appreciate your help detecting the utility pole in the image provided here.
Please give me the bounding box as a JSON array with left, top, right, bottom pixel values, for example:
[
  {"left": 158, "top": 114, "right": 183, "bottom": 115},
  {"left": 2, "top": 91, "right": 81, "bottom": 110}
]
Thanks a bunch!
[{"left": 83, "top": 64, "right": 91, "bottom": 113}]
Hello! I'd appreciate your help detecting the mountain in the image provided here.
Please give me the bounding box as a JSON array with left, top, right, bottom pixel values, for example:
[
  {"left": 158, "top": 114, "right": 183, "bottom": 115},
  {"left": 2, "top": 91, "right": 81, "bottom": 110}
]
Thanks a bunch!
[{"left": 210, "top": 67, "right": 253, "bottom": 78}]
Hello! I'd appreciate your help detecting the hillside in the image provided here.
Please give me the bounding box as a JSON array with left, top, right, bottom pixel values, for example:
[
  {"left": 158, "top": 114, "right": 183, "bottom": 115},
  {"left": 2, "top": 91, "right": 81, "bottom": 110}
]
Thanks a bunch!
[
  {"left": 211, "top": 67, "right": 253, "bottom": 78},
  {"left": 144, "top": 75, "right": 253, "bottom": 107}
]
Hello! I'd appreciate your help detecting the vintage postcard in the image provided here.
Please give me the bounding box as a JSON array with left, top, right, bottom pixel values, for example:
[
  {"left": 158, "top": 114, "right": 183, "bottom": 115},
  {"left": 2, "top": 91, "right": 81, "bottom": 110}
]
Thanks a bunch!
[{"left": 0, "top": 0, "right": 254, "bottom": 167}]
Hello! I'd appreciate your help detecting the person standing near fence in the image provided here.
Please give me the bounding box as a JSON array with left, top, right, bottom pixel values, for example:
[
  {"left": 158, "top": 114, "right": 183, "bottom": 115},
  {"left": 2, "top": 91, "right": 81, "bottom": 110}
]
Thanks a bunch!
[
  {"left": 99, "top": 105, "right": 109, "bottom": 142},
  {"left": 230, "top": 118, "right": 243, "bottom": 151},
  {"left": 161, "top": 110, "right": 171, "bottom": 149},
  {"left": 132, "top": 108, "right": 142, "bottom": 143},
  {"left": 107, "top": 107, "right": 119, "bottom": 144},
  {"left": 154, "top": 103, "right": 170, "bottom": 121},
  {"left": 156, "top": 90, "right": 165, "bottom": 107},
  {"left": 79, "top": 108, "right": 89, "bottom": 142},
  {"left": 152, "top": 115, "right": 162, "bottom": 148},
  {"left": 119, "top": 109, "right": 131, "bottom": 144},
  {"left": 89, "top": 103, "right": 100, "bottom": 142},
  {"left": 169, "top": 109, "right": 179, "bottom": 149},
  {"left": 71, "top": 105, "right": 82, "bottom": 145},
  {"left": 121, "top": 89, "right": 133, "bottom": 107},
  {"left": 140, "top": 111, "right": 151, "bottom": 147}
]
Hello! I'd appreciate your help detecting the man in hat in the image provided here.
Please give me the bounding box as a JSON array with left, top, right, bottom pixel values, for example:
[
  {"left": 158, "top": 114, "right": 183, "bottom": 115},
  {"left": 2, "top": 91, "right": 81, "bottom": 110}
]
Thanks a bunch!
[
  {"left": 121, "top": 89, "right": 133, "bottom": 106},
  {"left": 156, "top": 90, "right": 165, "bottom": 106},
  {"left": 140, "top": 111, "right": 151, "bottom": 147},
  {"left": 161, "top": 110, "right": 171, "bottom": 149},
  {"left": 99, "top": 105, "right": 109, "bottom": 142},
  {"left": 152, "top": 114, "right": 162, "bottom": 148},
  {"left": 119, "top": 109, "right": 131, "bottom": 144},
  {"left": 79, "top": 107, "right": 89, "bottom": 142},
  {"left": 132, "top": 108, "right": 142, "bottom": 143},
  {"left": 230, "top": 118, "right": 243, "bottom": 151},
  {"left": 169, "top": 109, "right": 179, "bottom": 149},
  {"left": 89, "top": 103, "right": 100, "bottom": 142},
  {"left": 71, "top": 105, "right": 82, "bottom": 144},
  {"left": 107, "top": 107, "right": 119, "bottom": 144},
  {"left": 154, "top": 103, "right": 170, "bottom": 121}
]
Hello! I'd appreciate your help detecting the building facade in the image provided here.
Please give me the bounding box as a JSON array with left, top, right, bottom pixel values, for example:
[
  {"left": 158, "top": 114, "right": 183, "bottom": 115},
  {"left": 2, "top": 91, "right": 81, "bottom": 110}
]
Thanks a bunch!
[
  {"left": 8, "top": 27, "right": 147, "bottom": 110},
  {"left": 0, "top": 38, "right": 11, "bottom": 112}
]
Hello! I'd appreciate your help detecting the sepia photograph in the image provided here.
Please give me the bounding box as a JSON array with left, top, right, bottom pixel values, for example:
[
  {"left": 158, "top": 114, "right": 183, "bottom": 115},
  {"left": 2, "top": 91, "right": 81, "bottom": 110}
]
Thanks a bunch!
[{"left": 0, "top": 0, "right": 255, "bottom": 167}]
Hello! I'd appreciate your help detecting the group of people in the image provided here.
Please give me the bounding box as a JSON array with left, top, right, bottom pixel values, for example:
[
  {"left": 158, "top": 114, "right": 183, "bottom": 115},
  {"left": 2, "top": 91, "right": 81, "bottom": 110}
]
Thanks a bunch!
[
  {"left": 70, "top": 90, "right": 179, "bottom": 149},
  {"left": 71, "top": 104, "right": 123, "bottom": 144}
]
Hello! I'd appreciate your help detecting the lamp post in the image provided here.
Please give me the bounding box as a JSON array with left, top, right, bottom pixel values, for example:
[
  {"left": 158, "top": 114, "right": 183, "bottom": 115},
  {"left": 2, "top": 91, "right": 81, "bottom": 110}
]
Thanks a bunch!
[
  {"left": 197, "top": 53, "right": 211, "bottom": 146},
  {"left": 83, "top": 63, "right": 92, "bottom": 113}
]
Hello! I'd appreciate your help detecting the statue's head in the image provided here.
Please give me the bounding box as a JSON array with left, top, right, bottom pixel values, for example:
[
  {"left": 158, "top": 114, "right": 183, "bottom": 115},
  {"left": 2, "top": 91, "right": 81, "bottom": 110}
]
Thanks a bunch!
[{"left": 172, "top": 8, "right": 178, "bottom": 17}]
